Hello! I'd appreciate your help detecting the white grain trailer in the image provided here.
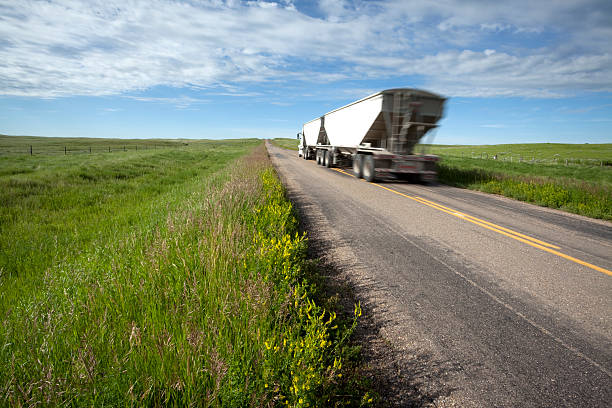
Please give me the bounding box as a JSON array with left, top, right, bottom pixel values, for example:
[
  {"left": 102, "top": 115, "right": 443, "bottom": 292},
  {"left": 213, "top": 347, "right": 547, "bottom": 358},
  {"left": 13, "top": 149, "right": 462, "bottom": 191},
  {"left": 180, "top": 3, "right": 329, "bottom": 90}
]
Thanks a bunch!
[{"left": 297, "top": 88, "right": 446, "bottom": 182}]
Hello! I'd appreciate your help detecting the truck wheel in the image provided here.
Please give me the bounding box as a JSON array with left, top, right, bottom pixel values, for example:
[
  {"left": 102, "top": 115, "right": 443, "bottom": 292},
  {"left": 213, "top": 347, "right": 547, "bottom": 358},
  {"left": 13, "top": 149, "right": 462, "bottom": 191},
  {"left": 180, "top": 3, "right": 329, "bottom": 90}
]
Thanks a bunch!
[
  {"left": 316, "top": 150, "right": 321, "bottom": 165},
  {"left": 363, "top": 155, "right": 376, "bottom": 182},
  {"left": 324, "top": 150, "right": 333, "bottom": 168},
  {"left": 353, "top": 154, "right": 363, "bottom": 178}
]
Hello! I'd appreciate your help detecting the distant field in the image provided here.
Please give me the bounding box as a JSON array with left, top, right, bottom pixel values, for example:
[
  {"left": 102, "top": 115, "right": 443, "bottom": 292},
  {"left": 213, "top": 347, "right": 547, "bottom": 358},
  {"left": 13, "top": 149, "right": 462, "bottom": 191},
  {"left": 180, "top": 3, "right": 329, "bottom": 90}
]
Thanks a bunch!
[
  {"left": 0, "top": 134, "right": 193, "bottom": 155},
  {"left": 423, "top": 143, "right": 612, "bottom": 164},
  {"left": 0, "top": 137, "right": 363, "bottom": 406},
  {"left": 425, "top": 144, "right": 612, "bottom": 220},
  {"left": 270, "top": 137, "right": 299, "bottom": 151}
]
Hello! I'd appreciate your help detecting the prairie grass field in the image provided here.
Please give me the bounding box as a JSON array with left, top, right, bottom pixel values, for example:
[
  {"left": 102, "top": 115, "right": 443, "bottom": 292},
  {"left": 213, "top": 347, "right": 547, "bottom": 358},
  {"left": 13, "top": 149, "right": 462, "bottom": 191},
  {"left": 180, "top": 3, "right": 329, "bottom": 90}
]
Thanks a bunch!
[
  {"left": 422, "top": 143, "right": 612, "bottom": 164},
  {"left": 0, "top": 137, "right": 365, "bottom": 406},
  {"left": 0, "top": 134, "right": 191, "bottom": 155},
  {"left": 423, "top": 144, "right": 612, "bottom": 220},
  {"left": 270, "top": 138, "right": 299, "bottom": 151},
  {"left": 272, "top": 139, "right": 611, "bottom": 220}
]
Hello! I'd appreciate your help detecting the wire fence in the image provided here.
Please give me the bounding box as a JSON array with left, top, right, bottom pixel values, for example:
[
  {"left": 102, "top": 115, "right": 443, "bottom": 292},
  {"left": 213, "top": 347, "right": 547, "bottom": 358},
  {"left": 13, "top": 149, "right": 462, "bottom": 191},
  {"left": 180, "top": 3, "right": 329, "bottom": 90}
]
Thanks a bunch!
[
  {"left": 442, "top": 152, "right": 611, "bottom": 167},
  {"left": 0, "top": 144, "right": 187, "bottom": 156}
]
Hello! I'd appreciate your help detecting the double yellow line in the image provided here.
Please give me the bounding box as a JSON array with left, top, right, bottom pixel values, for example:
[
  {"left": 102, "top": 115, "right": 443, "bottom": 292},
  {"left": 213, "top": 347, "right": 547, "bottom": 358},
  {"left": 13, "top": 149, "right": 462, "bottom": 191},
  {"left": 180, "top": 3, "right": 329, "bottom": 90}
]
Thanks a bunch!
[{"left": 332, "top": 168, "right": 611, "bottom": 277}]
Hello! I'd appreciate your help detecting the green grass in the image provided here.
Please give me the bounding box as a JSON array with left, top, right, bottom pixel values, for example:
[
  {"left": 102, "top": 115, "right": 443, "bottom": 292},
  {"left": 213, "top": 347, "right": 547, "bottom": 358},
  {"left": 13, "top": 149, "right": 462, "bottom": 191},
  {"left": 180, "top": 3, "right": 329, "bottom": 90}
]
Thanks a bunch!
[
  {"left": 434, "top": 155, "right": 612, "bottom": 187},
  {"left": 425, "top": 144, "right": 612, "bottom": 220},
  {"left": 0, "top": 137, "right": 364, "bottom": 406},
  {"left": 270, "top": 138, "right": 299, "bottom": 151},
  {"left": 0, "top": 134, "right": 197, "bottom": 155},
  {"left": 423, "top": 143, "right": 612, "bottom": 164}
]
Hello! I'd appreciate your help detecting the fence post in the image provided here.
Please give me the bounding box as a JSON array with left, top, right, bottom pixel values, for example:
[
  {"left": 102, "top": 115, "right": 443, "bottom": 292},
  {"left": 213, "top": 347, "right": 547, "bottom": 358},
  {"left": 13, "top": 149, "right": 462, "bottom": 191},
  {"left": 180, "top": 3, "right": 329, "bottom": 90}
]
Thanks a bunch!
[
  {"left": 89, "top": 146, "right": 91, "bottom": 154},
  {"left": 30, "top": 145, "right": 33, "bottom": 156},
  {"left": 65, "top": 146, "right": 67, "bottom": 155},
  {"left": 136, "top": 145, "right": 137, "bottom": 151},
  {"left": 124, "top": 146, "right": 126, "bottom": 152},
  {"left": 109, "top": 146, "right": 111, "bottom": 153}
]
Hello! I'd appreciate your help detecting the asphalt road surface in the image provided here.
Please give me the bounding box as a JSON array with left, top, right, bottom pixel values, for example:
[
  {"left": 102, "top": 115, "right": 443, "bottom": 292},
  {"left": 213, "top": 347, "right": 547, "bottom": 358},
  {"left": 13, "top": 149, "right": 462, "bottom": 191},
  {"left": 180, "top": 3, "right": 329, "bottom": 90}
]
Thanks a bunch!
[{"left": 267, "top": 142, "right": 612, "bottom": 407}]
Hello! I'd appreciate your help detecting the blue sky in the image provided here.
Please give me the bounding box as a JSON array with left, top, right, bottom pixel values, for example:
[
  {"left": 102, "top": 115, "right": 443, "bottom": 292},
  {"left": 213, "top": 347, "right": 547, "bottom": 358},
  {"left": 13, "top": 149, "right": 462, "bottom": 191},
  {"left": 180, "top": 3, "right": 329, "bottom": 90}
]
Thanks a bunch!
[{"left": 1, "top": 0, "right": 611, "bottom": 145}]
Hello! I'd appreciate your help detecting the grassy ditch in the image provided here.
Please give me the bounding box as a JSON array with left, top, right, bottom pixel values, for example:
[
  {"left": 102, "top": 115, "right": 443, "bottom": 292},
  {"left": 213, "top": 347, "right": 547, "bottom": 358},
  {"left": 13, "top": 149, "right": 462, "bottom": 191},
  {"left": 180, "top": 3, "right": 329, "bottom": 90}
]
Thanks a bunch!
[
  {"left": 0, "top": 139, "right": 363, "bottom": 406},
  {"left": 425, "top": 143, "right": 612, "bottom": 220},
  {"left": 435, "top": 156, "right": 612, "bottom": 220}
]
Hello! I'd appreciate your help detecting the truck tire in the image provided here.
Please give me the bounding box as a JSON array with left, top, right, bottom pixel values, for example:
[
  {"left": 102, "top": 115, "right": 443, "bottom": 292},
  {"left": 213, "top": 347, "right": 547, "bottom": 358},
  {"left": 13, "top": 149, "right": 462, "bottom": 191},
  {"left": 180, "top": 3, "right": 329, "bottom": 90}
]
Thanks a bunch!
[
  {"left": 316, "top": 150, "right": 321, "bottom": 165},
  {"left": 363, "top": 155, "right": 376, "bottom": 182},
  {"left": 324, "top": 150, "right": 333, "bottom": 168},
  {"left": 353, "top": 154, "right": 363, "bottom": 178}
]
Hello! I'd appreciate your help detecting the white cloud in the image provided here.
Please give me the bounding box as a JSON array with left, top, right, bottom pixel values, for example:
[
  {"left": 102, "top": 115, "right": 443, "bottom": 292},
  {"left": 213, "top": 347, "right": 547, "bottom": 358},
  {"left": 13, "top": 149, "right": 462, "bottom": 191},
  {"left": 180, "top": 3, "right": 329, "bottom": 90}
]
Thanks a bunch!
[
  {"left": 0, "top": 0, "right": 610, "bottom": 98},
  {"left": 409, "top": 50, "right": 612, "bottom": 97},
  {"left": 126, "top": 95, "right": 211, "bottom": 108}
]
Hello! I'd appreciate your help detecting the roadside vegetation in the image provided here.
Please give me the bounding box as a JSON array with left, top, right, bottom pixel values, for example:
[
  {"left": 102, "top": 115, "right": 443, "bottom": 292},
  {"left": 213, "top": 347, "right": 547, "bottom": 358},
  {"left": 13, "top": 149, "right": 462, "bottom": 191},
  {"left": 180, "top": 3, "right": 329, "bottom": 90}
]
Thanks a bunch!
[
  {"left": 422, "top": 144, "right": 612, "bottom": 221},
  {"left": 0, "top": 138, "right": 366, "bottom": 406}
]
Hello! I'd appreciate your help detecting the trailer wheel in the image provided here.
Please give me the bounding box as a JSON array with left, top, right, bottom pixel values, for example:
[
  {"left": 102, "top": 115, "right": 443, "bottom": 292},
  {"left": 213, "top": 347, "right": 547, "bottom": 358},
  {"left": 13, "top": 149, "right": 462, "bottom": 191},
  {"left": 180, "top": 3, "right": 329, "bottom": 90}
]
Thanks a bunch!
[
  {"left": 363, "top": 155, "right": 376, "bottom": 182},
  {"left": 353, "top": 154, "right": 363, "bottom": 178},
  {"left": 324, "top": 150, "right": 333, "bottom": 168},
  {"left": 316, "top": 150, "right": 321, "bottom": 165}
]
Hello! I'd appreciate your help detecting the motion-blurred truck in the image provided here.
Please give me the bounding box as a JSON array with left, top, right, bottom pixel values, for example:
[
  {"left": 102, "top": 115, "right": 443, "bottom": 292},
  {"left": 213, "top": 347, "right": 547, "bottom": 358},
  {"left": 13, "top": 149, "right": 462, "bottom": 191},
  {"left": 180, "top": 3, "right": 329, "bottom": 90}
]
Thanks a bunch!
[{"left": 298, "top": 88, "right": 446, "bottom": 182}]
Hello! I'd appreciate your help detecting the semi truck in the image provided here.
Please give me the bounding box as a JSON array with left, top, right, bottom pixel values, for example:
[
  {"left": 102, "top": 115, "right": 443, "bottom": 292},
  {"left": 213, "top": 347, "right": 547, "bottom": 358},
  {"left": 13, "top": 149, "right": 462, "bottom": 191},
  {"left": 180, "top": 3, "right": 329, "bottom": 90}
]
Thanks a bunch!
[{"left": 298, "top": 88, "right": 446, "bottom": 182}]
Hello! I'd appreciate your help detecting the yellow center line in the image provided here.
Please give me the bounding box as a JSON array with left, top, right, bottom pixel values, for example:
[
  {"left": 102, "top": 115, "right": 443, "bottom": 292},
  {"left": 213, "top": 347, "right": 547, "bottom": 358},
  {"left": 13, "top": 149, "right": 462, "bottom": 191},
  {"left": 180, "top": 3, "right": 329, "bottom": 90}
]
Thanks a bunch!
[
  {"left": 412, "top": 195, "right": 560, "bottom": 249},
  {"left": 331, "top": 167, "right": 611, "bottom": 277},
  {"left": 332, "top": 168, "right": 348, "bottom": 175}
]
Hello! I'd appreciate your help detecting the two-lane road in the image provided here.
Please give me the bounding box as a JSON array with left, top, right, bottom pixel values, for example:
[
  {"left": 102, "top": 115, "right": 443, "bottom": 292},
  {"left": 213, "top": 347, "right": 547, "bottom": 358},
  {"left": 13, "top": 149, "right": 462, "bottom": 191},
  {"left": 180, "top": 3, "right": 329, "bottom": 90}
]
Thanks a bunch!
[{"left": 267, "top": 142, "right": 612, "bottom": 407}]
